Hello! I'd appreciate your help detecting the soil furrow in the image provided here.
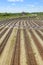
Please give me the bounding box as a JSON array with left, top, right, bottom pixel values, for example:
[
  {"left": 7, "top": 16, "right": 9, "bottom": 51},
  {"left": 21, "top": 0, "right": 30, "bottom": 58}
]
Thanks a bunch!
[
  {"left": 0, "top": 28, "right": 8, "bottom": 38},
  {"left": 30, "top": 30, "right": 43, "bottom": 59},
  {"left": 0, "top": 28, "right": 13, "bottom": 54},
  {"left": 11, "top": 22, "right": 20, "bottom": 65},
  {"left": 35, "top": 30, "right": 43, "bottom": 40},
  {"left": 24, "top": 29, "right": 37, "bottom": 65}
]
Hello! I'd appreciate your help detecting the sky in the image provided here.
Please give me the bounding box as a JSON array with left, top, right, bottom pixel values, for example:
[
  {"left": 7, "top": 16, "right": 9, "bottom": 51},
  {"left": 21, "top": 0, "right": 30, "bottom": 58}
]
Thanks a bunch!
[{"left": 0, "top": 0, "right": 43, "bottom": 13}]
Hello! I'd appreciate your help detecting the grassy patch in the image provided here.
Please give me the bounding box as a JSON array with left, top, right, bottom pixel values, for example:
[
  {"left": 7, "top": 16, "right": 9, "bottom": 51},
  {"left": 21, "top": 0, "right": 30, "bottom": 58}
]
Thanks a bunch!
[{"left": 0, "top": 12, "right": 43, "bottom": 20}]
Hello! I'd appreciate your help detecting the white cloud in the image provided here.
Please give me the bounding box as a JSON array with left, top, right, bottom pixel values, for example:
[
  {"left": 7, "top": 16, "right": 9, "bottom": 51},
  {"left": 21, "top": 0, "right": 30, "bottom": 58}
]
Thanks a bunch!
[{"left": 7, "top": 0, "right": 23, "bottom": 2}]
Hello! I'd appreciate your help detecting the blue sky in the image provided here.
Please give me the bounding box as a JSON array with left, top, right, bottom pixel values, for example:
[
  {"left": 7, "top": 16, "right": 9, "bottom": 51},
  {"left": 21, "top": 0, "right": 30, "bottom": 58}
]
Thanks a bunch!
[{"left": 0, "top": 0, "right": 43, "bottom": 13}]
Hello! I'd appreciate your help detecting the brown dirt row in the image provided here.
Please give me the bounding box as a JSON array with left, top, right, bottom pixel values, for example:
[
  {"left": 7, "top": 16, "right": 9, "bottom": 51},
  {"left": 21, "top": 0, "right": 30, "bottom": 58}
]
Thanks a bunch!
[
  {"left": 0, "top": 28, "right": 13, "bottom": 54},
  {"left": 25, "top": 21, "right": 29, "bottom": 29},
  {"left": 0, "top": 28, "right": 8, "bottom": 38},
  {"left": 30, "top": 30, "right": 43, "bottom": 60},
  {"left": 0, "top": 26, "right": 5, "bottom": 31},
  {"left": 41, "top": 29, "right": 43, "bottom": 32},
  {"left": 34, "top": 21, "right": 42, "bottom": 26},
  {"left": 35, "top": 30, "right": 43, "bottom": 40},
  {"left": 24, "top": 29, "right": 37, "bottom": 65},
  {"left": 10, "top": 29, "right": 20, "bottom": 65}
]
